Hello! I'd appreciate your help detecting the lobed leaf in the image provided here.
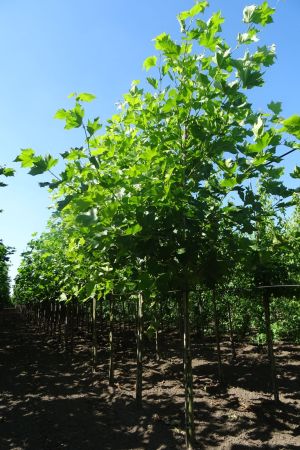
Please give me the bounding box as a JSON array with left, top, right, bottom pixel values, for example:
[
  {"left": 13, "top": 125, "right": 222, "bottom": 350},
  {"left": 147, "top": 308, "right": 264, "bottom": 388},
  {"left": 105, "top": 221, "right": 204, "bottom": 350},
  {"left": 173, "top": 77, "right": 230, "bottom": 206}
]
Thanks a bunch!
[
  {"left": 177, "top": 1, "right": 209, "bottom": 22},
  {"left": 290, "top": 166, "right": 300, "bottom": 179},
  {"left": 143, "top": 56, "right": 157, "bottom": 71},
  {"left": 124, "top": 223, "right": 142, "bottom": 235},
  {"left": 243, "top": 2, "right": 275, "bottom": 27},
  {"left": 28, "top": 155, "right": 59, "bottom": 176},
  {"left": 267, "top": 101, "right": 282, "bottom": 115},
  {"left": 76, "top": 93, "right": 96, "bottom": 102},
  {"left": 281, "top": 115, "right": 300, "bottom": 140},
  {"left": 14, "top": 148, "right": 36, "bottom": 168},
  {"left": 2, "top": 167, "right": 15, "bottom": 177}
]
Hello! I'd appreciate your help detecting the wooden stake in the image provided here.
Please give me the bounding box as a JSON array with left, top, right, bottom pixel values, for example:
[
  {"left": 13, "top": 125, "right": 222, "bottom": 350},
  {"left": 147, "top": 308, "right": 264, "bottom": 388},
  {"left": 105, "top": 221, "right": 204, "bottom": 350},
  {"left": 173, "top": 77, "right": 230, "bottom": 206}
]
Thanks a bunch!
[
  {"left": 263, "top": 290, "right": 279, "bottom": 403},
  {"left": 136, "top": 292, "right": 143, "bottom": 408},
  {"left": 182, "top": 289, "right": 195, "bottom": 449}
]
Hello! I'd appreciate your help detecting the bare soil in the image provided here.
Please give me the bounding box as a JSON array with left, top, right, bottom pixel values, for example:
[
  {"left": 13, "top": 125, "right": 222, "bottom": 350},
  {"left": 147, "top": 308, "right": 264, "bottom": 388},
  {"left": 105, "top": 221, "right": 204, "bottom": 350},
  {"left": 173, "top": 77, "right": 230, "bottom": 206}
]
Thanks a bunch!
[{"left": 0, "top": 309, "right": 299, "bottom": 450}]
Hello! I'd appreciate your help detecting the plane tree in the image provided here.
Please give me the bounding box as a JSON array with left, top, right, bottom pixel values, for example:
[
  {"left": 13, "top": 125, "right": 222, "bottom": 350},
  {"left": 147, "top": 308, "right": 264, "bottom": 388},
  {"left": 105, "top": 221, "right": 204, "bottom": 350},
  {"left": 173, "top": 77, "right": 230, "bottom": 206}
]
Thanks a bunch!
[{"left": 14, "top": 1, "right": 300, "bottom": 448}]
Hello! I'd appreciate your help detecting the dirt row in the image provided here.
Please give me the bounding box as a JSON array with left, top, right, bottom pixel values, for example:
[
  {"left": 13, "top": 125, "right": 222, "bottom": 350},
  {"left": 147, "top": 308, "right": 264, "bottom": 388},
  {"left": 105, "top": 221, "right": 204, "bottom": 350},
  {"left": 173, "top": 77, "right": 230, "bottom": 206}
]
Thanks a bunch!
[{"left": 0, "top": 309, "right": 299, "bottom": 449}]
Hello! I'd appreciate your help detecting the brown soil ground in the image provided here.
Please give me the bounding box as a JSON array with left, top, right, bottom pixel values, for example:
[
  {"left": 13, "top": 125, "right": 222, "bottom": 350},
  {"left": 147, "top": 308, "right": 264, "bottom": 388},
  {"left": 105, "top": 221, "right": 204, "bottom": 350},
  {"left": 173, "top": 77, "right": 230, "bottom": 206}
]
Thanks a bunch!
[{"left": 0, "top": 309, "right": 299, "bottom": 450}]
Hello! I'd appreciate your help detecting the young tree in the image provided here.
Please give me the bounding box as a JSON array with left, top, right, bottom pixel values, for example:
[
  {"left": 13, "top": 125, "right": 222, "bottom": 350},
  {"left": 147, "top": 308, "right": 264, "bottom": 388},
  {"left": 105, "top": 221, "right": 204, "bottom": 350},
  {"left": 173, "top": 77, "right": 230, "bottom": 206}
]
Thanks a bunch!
[{"left": 14, "top": 1, "right": 300, "bottom": 448}]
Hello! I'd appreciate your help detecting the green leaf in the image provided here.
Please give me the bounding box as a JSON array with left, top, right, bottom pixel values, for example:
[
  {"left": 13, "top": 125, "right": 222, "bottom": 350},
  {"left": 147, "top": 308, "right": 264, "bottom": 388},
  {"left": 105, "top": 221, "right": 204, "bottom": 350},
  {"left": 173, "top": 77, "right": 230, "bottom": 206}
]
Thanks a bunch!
[
  {"left": 198, "top": 12, "right": 224, "bottom": 51},
  {"left": 237, "top": 28, "right": 259, "bottom": 44},
  {"left": 55, "top": 104, "right": 85, "bottom": 129},
  {"left": 85, "top": 281, "right": 96, "bottom": 298},
  {"left": 207, "top": 11, "right": 224, "bottom": 33},
  {"left": 243, "top": 2, "right": 275, "bottom": 27},
  {"left": 243, "top": 5, "right": 258, "bottom": 23},
  {"left": 54, "top": 109, "right": 67, "bottom": 120},
  {"left": 220, "top": 177, "right": 237, "bottom": 188},
  {"left": 76, "top": 208, "right": 98, "bottom": 225},
  {"left": 143, "top": 56, "right": 157, "bottom": 71},
  {"left": 177, "top": 1, "right": 209, "bottom": 21},
  {"left": 262, "top": 180, "right": 291, "bottom": 197},
  {"left": 87, "top": 118, "right": 102, "bottom": 136},
  {"left": 2, "top": 167, "right": 15, "bottom": 177},
  {"left": 267, "top": 101, "right": 282, "bottom": 115},
  {"left": 64, "top": 104, "right": 84, "bottom": 129},
  {"left": 29, "top": 155, "right": 58, "bottom": 175},
  {"left": 267, "top": 167, "right": 284, "bottom": 179},
  {"left": 162, "top": 98, "right": 176, "bottom": 113},
  {"left": 253, "top": 116, "right": 264, "bottom": 139},
  {"left": 14, "top": 148, "right": 36, "bottom": 168},
  {"left": 291, "top": 166, "right": 300, "bottom": 179},
  {"left": 154, "top": 33, "right": 180, "bottom": 56},
  {"left": 253, "top": 45, "right": 276, "bottom": 67},
  {"left": 281, "top": 115, "right": 300, "bottom": 140},
  {"left": 199, "top": 30, "right": 220, "bottom": 51},
  {"left": 57, "top": 195, "right": 74, "bottom": 211},
  {"left": 76, "top": 93, "right": 96, "bottom": 102},
  {"left": 124, "top": 223, "right": 142, "bottom": 235},
  {"left": 61, "top": 148, "right": 86, "bottom": 160},
  {"left": 147, "top": 77, "right": 159, "bottom": 89},
  {"left": 240, "top": 68, "right": 264, "bottom": 89}
]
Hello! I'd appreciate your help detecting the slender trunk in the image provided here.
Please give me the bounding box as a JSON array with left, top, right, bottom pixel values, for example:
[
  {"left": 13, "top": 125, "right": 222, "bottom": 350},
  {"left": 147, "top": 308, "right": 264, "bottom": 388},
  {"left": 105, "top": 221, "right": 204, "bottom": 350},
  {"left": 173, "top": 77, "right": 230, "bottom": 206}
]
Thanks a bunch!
[
  {"left": 263, "top": 290, "right": 279, "bottom": 403},
  {"left": 122, "top": 299, "right": 126, "bottom": 332},
  {"left": 212, "top": 288, "right": 223, "bottom": 383},
  {"left": 70, "top": 300, "right": 74, "bottom": 354},
  {"left": 53, "top": 302, "right": 58, "bottom": 334},
  {"left": 136, "top": 292, "right": 143, "bottom": 408},
  {"left": 178, "top": 292, "right": 183, "bottom": 339},
  {"left": 80, "top": 305, "right": 85, "bottom": 328},
  {"left": 64, "top": 304, "right": 68, "bottom": 352},
  {"left": 155, "top": 300, "right": 160, "bottom": 361},
  {"left": 160, "top": 300, "right": 164, "bottom": 333},
  {"left": 45, "top": 304, "right": 50, "bottom": 333},
  {"left": 182, "top": 289, "right": 195, "bottom": 449},
  {"left": 108, "top": 294, "right": 115, "bottom": 386},
  {"left": 58, "top": 304, "right": 62, "bottom": 342},
  {"left": 37, "top": 304, "right": 41, "bottom": 330},
  {"left": 99, "top": 295, "right": 103, "bottom": 332},
  {"left": 155, "top": 328, "right": 160, "bottom": 361},
  {"left": 50, "top": 301, "right": 54, "bottom": 335},
  {"left": 92, "top": 296, "right": 97, "bottom": 372},
  {"left": 227, "top": 301, "right": 236, "bottom": 361},
  {"left": 197, "top": 295, "right": 204, "bottom": 341}
]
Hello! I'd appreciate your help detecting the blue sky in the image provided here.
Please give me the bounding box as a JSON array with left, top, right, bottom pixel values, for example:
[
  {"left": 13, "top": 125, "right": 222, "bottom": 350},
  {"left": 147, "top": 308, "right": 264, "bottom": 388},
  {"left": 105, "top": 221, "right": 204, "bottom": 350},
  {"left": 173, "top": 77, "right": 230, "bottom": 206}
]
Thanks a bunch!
[{"left": 0, "top": 0, "right": 299, "bottom": 281}]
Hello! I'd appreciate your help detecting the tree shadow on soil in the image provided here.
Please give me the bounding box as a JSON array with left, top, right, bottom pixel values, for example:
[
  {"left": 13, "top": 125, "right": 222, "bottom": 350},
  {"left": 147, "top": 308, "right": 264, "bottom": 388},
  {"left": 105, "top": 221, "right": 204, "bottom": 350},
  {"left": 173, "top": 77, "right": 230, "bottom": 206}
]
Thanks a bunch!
[{"left": 1, "top": 312, "right": 299, "bottom": 450}]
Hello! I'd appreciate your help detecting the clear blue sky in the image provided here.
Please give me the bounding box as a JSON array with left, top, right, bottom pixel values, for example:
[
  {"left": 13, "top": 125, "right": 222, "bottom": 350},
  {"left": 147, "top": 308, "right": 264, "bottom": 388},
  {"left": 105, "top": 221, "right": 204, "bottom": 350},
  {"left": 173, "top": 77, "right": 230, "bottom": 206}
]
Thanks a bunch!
[{"left": 0, "top": 0, "right": 299, "bottom": 281}]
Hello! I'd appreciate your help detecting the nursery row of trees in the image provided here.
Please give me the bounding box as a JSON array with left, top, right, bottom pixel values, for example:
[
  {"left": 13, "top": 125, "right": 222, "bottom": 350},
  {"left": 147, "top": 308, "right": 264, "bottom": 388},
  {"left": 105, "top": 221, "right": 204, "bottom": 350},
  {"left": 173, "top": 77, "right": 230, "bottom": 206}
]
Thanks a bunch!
[
  {"left": 0, "top": 165, "right": 15, "bottom": 308},
  {"left": 12, "top": 2, "right": 300, "bottom": 448},
  {"left": 0, "top": 240, "right": 12, "bottom": 308}
]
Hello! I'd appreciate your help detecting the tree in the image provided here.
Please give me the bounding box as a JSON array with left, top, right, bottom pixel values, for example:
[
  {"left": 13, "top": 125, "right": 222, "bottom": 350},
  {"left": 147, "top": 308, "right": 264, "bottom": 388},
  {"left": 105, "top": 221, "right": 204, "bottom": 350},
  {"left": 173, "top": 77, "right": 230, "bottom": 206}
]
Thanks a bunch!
[
  {"left": 14, "top": 1, "right": 300, "bottom": 448},
  {"left": 0, "top": 241, "right": 13, "bottom": 308}
]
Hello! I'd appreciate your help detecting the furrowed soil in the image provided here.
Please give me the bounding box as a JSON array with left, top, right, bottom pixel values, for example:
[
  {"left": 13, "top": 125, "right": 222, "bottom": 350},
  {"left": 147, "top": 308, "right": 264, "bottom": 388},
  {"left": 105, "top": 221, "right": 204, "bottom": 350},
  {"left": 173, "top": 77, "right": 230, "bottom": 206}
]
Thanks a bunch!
[{"left": 0, "top": 309, "right": 299, "bottom": 450}]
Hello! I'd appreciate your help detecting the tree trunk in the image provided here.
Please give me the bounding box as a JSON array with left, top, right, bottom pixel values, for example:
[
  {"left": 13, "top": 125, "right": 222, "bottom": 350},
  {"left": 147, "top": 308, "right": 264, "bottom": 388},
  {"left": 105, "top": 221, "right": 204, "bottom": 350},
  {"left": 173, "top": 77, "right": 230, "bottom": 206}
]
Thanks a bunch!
[
  {"left": 136, "top": 292, "right": 143, "bottom": 408},
  {"left": 227, "top": 300, "right": 236, "bottom": 361},
  {"left": 178, "top": 292, "right": 184, "bottom": 340},
  {"left": 182, "top": 289, "right": 195, "bottom": 449},
  {"left": 63, "top": 304, "right": 68, "bottom": 352},
  {"left": 70, "top": 300, "right": 74, "bottom": 354},
  {"left": 263, "top": 290, "right": 279, "bottom": 403},
  {"left": 92, "top": 296, "right": 97, "bottom": 372},
  {"left": 98, "top": 296, "right": 103, "bottom": 332},
  {"left": 212, "top": 287, "right": 223, "bottom": 383},
  {"left": 197, "top": 294, "right": 205, "bottom": 341},
  {"left": 155, "top": 300, "right": 160, "bottom": 361},
  {"left": 108, "top": 294, "right": 115, "bottom": 386}
]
